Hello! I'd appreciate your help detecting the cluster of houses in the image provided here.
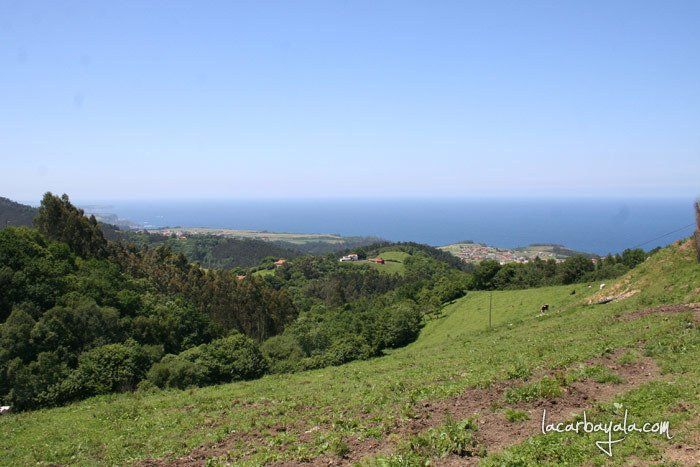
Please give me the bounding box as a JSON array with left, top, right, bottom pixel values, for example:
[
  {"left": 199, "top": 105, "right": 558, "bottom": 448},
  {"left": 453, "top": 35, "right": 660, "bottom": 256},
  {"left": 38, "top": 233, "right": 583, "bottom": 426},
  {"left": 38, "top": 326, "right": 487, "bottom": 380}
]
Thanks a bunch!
[
  {"left": 449, "top": 243, "right": 569, "bottom": 265},
  {"left": 158, "top": 229, "right": 188, "bottom": 239},
  {"left": 339, "top": 253, "right": 385, "bottom": 264},
  {"left": 451, "top": 244, "right": 530, "bottom": 264}
]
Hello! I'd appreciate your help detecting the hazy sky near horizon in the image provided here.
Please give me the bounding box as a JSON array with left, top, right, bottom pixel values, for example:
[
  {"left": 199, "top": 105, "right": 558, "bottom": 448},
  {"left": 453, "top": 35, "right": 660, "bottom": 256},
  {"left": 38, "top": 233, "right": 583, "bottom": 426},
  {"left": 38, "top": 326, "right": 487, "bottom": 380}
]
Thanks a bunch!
[{"left": 1, "top": 1, "right": 699, "bottom": 201}]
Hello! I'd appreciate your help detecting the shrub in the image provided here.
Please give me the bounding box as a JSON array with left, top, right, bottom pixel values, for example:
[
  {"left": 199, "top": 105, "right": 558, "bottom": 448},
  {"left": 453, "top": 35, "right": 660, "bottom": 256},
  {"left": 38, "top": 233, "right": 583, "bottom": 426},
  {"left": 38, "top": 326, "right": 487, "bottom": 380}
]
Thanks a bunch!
[
  {"left": 191, "top": 333, "right": 268, "bottom": 383},
  {"left": 148, "top": 332, "right": 267, "bottom": 389},
  {"left": 379, "top": 303, "right": 422, "bottom": 348},
  {"left": 324, "top": 335, "right": 375, "bottom": 366},
  {"left": 70, "top": 341, "right": 158, "bottom": 395},
  {"left": 261, "top": 334, "right": 305, "bottom": 373},
  {"left": 135, "top": 379, "right": 159, "bottom": 393},
  {"left": 4, "top": 351, "right": 73, "bottom": 410},
  {"left": 147, "top": 354, "right": 207, "bottom": 389}
]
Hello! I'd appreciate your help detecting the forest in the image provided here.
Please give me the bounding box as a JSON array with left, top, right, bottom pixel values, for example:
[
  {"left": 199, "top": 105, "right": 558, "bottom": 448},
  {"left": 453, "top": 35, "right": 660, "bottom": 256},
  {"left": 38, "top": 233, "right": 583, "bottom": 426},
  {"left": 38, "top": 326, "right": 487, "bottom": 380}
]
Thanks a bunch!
[{"left": 0, "top": 194, "right": 469, "bottom": 410}]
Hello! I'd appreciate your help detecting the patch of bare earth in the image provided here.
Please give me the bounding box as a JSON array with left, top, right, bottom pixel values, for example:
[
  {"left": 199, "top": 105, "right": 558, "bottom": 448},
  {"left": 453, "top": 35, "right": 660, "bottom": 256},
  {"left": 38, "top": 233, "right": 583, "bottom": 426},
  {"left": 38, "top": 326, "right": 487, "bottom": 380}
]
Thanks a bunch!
[
  {"left": 294, "top": 349, "right": 661, "bottom": 466},
  {"left": 618, "top": 303, "right": 700, "bottom": 323},
  {"left": 663, "top": 415, "right": 700, "bottom": 466},
  {"left": 138, "top": 399, "right": 316, "bottom": 467}
]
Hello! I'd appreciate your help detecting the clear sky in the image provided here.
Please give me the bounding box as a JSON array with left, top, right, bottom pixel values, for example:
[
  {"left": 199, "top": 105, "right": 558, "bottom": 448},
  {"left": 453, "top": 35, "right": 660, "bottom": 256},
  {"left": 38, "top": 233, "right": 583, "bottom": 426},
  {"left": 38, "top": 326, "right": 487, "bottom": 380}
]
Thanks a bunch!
[{"left": 1, "top": 1, "right": 699, "bottom": 201}]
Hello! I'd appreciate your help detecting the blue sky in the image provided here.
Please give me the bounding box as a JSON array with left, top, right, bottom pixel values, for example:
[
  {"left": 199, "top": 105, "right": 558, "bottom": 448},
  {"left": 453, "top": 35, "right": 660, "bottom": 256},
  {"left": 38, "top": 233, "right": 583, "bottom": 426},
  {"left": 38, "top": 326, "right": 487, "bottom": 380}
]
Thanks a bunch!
[{"left": 1, "top": 1, "right": 699, "bottom": 201}]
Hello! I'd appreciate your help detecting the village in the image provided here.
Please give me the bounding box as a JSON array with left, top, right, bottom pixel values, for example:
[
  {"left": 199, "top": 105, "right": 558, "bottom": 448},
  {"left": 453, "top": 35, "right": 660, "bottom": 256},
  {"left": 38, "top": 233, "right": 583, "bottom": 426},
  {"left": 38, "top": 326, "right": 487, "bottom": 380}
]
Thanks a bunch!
[{"left": 440, "top": 242, "right": 571, "bottom": 265}]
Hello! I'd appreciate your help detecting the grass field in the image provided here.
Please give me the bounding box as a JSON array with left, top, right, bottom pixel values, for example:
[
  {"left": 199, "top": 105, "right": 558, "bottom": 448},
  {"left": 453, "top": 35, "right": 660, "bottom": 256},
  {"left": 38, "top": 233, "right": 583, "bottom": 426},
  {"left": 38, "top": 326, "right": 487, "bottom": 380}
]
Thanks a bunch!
[
  {"left": 1, "top": 241, "right": 698, "bottom": 465},
  {"left": 343, "top": 250, "right": 410, "bottom": 275}
]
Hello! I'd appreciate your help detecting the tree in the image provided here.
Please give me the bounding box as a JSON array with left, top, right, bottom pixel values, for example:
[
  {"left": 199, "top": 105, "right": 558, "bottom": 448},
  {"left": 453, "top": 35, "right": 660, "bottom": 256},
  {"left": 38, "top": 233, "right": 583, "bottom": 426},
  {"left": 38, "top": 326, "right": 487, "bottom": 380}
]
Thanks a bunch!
[
  {"left": 0, "top": 308, "right": 36, "bottom": 362},
  {"left": 34, "top": 193, "right": 108, "bottom": 259},
  {"left": 557, "top": 255, "right": 595, "bottom": 284},
  {"left": 472, "top": 260, "right": 501, "bottom": 290},
  {"left": 621, "top": 248, "right": 646, "bottom": 269}
]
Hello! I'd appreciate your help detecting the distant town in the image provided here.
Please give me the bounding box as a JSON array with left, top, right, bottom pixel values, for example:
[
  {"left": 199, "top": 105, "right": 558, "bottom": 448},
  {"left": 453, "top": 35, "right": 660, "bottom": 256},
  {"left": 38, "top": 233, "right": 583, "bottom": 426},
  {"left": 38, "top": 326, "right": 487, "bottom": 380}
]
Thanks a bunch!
[{"left": 439, "top": 241, "right": 593, "bottom": 264}]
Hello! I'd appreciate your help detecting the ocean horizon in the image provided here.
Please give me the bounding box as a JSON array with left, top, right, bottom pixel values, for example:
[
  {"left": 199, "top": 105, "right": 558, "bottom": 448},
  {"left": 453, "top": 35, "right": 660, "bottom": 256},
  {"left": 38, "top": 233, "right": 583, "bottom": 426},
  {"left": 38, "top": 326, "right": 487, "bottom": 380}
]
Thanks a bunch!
[{"left": 66, "top": 197, "right": 698, "bottom": 256}]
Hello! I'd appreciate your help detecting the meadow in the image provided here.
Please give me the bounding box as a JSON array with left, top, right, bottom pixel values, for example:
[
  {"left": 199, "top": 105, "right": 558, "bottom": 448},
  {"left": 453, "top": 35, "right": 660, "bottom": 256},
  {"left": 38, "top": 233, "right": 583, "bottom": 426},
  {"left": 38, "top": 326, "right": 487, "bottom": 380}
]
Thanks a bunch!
[
  {"left": 343, "top": 250, "right": 410, "bottom": 275},
  {"left": 1, "top": 240, "right": 698, "bottom": 465}
]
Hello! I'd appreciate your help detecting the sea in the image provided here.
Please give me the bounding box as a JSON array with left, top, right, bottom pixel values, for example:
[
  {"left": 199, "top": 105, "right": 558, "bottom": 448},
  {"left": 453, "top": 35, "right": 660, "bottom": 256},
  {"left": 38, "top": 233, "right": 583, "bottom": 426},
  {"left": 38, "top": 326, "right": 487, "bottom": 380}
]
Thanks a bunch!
[{"left": 79, "top": 198, "right": 697, "bottom": 255}]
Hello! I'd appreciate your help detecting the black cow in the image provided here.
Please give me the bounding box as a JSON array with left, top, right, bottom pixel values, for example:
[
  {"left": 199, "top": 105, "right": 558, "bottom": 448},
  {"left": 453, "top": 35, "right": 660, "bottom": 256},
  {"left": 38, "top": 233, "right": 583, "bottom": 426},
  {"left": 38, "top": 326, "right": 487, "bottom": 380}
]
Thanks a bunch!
[{"left": 540, "top": 304, "right": 549, "bottom": 313}]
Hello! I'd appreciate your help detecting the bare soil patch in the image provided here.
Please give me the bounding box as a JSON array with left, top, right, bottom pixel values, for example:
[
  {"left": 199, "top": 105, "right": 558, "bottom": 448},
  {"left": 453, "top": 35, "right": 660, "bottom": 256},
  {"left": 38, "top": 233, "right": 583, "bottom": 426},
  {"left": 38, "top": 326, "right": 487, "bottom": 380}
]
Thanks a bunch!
[
  {"left": 293, "top": 349, "right": 661, "bottom": 466},
  {"left": 618, "top": 303, "right": 700, "bottom": 323}
]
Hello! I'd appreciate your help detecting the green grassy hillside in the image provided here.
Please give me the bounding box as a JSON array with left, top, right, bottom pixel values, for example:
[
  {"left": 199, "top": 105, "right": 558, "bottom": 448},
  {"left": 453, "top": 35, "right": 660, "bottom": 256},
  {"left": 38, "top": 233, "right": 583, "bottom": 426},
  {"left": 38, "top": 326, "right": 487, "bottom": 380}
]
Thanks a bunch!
[
  {"left": 343, "top": 250, "right": 410, "bottom": 275},
  {"left": 2, "top": 241, "right": 698, "bottom": 465}
]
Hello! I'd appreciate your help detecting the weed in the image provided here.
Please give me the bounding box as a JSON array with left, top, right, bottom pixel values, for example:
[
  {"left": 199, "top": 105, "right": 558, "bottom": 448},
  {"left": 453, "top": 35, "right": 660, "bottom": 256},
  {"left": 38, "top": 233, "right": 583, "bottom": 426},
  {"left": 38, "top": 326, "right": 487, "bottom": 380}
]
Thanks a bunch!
[
  {"left": 504, "top": 408, "right": 530, "bottom": 422},
  {"left": 504, "top": 376, "right": 563, "bottom": 403}
]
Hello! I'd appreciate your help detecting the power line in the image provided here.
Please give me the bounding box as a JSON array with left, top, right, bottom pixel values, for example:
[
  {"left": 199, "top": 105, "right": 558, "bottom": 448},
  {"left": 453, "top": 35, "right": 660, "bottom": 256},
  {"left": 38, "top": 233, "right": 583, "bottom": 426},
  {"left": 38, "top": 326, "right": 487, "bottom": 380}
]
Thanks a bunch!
[{"left": 632, "top": 223, "right": 696, "bottom": 250}]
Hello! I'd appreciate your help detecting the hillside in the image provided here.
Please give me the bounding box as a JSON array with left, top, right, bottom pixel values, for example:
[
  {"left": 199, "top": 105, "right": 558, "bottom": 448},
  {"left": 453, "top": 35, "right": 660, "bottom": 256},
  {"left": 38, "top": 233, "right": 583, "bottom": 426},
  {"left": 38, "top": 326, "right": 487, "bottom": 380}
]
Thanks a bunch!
[
  {"left": 0, "top": 196, "right": 123, "bottom": 240},
  {"left": 0, "top": 196, "right": 37, "bottom": 228},
  {"left": 0, "top": 194, "right": 469, "bottom": 415},
  {"left": 2, "top": 239, "right": 698, "bottom": 465},
  {"left": 143, "top": 227, "right": 382, "bottom": 255},
  {"left": 121, "top": 232, "right": 302, "bottom": 269}
]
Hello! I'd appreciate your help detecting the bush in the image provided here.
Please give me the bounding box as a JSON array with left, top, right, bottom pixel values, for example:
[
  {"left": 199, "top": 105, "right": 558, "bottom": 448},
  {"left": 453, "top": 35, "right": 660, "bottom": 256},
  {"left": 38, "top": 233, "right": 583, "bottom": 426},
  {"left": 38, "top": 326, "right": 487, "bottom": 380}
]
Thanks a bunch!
[
  {"left": 379, "top": 302, "right": 422, "bottom": 348},
  {"left": 70, "top": 341, "right": 159, "bottom": 395},
  {"left": 261, "top": 334, "right": 305, "bottom": 373},
  {"left": 148, "top": 333, "right": 267, "bottom": 389},
  {"left": 189, "top": 333, "right": 268, "bottom": 383},
  {"left": 4, "top": 351, "right": 73, "bottom": 410},
  {"left": 147, "top": 354, "right": 207, "bottom": 389},
  {"left": 324, "top": 335, "right": 374, "bottom": 366}
]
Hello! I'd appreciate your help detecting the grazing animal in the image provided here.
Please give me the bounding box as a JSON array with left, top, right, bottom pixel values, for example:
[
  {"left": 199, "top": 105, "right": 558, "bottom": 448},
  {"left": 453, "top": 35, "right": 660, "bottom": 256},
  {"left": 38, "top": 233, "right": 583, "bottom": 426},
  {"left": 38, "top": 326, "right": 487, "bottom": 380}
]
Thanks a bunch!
[
  {"left": 599, "top": 283, "right": 606, "bottom": 290},
  {"left": 0, "top": 406, "right": 11, "bottom": 415},
  {"left": 540, "top": 304, "right": 549, "bottom": 313}
]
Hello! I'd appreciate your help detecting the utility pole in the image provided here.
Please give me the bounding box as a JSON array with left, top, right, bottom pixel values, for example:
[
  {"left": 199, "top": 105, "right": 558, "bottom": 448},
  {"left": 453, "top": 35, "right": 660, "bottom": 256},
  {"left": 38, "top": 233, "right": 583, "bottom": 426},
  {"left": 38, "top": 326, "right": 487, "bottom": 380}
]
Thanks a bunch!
[
  {"left": 488, "top": 290, "right": 493, "bottom": 330},
  {"left": 694, "top": 201, "right": 700, "bottom": 262}
]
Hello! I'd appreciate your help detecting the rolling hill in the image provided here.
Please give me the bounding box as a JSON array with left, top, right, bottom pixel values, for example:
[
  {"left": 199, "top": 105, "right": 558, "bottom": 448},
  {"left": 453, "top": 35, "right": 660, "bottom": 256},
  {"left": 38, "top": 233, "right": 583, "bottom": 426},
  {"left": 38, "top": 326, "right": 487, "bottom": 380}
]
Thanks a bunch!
[
  {"left": 1, "top": 238, "right": 698, "bottom": 465},
  {"left": 0, "top": 196, "right": 37, "bottom": 228}
]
